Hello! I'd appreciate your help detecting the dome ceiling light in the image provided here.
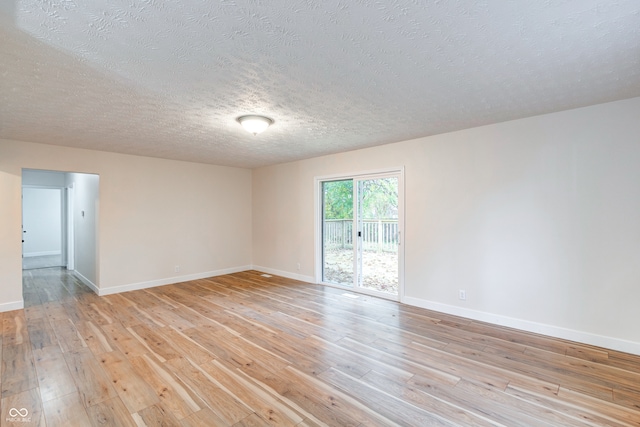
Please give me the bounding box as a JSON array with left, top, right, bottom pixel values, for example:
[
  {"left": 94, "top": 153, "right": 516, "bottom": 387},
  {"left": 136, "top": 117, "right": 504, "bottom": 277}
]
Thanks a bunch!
[{"left": 237, "top": 115, "right": 273, "bottom": 136}]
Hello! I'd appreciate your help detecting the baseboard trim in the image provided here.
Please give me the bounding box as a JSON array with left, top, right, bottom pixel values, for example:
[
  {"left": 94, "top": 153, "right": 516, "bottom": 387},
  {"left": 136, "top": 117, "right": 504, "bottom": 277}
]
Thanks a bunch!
[
  {"left": 0, "top": 300, "right": 24, "bottom": 312},
  {"left": 403, "top": 296, "right": 640, "bottom": 356},
  {"left": 97, "top": 265, "right": 253, "bottom": 296},
  {"left": 73, "top": 270, "right": 99, "bottom": 294},
  {"left": 23, "top": 251, "right": 61, "bottom": 257},
  {"left": 251, "top": 265, "right": 316, "bottom": 284}
]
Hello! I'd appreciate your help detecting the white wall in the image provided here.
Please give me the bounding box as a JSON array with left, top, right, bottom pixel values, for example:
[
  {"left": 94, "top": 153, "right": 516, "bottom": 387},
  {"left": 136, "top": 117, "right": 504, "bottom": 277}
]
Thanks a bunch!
[
  {"left": 22, "top": 187, "right": 62, "bottom": 257},
  {"left": 0, "top": 139, "right": 253, "bottom": 308},
  {"left": 68, "top": 173, "right": 99, "bottom": 287},
  {"left": 252, "top": 97, "right": 640, "bottom": 354}
]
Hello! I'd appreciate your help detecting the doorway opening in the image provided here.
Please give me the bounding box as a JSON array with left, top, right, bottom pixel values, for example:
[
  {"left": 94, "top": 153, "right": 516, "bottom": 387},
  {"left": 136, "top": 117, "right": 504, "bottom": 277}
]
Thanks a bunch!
[
  {"left": 316, "top": 169, "right": 404, "bottom": 301},
  {"left": 22, "top": 169, "right": 100, "bottom": 292}
]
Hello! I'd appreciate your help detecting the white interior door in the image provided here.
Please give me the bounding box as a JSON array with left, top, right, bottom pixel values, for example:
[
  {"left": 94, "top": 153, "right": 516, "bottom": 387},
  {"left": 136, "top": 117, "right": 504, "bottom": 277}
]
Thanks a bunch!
[{"left": 22, "top": 187, "right": 64, "bottom": 269}]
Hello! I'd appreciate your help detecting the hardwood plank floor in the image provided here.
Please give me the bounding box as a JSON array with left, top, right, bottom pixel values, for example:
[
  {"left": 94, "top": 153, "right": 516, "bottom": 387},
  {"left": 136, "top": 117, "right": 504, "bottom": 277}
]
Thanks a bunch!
[{"left": 2, "top": 267, "right": 639, "bottom": 426}]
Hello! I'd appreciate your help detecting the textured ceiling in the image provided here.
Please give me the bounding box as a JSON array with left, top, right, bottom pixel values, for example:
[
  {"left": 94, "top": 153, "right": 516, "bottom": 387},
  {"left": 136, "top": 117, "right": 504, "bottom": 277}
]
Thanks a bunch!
[{"left": 1, "top": 1, "right": 639, "bottom": 168}]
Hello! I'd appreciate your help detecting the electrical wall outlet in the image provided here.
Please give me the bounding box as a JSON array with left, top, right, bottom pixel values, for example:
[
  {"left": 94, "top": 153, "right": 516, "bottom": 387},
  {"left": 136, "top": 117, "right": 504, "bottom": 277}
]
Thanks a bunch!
[
  {"left": 174, "top": 265, "right": 181, "bottom": 273},
  {"left": 296, "top": 262, "right": 301, "bottom": 271},
  {"left": 459, "top": 290, "right": 466, "bottom": 300}
]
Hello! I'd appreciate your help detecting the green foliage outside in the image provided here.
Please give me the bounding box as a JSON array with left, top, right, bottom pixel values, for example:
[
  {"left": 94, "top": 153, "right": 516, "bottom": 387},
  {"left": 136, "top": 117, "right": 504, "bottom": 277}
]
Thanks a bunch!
[
  {"left": 323, "top": 178, "right": 398, "bottom": 220},
  {"left": 323, "top": 180, "right": 353, "bottom": 219}
]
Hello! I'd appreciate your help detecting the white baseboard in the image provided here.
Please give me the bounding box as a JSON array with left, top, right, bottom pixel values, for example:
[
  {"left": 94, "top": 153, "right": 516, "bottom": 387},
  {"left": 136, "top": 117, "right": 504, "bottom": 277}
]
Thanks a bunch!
[
  {"left": 23, "top": 250, "right": 61, "bottom": 257},
  {"left": 97, "top": 265, "right": 253, "bottom": 296},
  {"left": 403, "top": 296, "right": 640, "bottom": 356},
  {"left": 251, "top": 265, "right": 316, "bottom": 284},
  {"left": 0, "top": 300, "right": 24, "bottom": 312},
  {"left": 73, "top": 270, "right": 99, "bottom": 294}
]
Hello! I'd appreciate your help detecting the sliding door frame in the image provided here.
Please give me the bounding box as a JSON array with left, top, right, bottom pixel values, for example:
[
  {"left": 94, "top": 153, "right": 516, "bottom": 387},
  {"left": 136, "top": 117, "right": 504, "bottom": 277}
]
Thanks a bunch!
[{"left": 314, "top": 167, "right": 405, "bottom": 302}]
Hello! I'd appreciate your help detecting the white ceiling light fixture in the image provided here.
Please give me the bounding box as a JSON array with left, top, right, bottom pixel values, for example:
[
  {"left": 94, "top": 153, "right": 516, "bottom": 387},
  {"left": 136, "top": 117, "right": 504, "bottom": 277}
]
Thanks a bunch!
[{"left": 237, "top": 115, "right": 273, "bottom": 136}]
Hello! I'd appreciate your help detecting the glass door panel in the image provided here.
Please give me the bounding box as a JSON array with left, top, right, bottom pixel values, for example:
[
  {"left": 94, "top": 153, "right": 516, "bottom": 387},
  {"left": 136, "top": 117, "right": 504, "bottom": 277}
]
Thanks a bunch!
[
  {"left": 356, "top": 177, "right": 399, "bottom": 295},
  {"left": 322, "top": 179, "right": 354, "bottom": 286}
]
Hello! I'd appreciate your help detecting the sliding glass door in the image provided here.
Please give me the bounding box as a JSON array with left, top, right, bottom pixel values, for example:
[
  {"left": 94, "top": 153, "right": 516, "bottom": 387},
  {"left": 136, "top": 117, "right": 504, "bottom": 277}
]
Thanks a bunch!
[
  {"left": 321, "top": 171, "right": 402, "bottom": 299},
  {"left": 322, "top": 179, "right": 354, "bottom": 287}
]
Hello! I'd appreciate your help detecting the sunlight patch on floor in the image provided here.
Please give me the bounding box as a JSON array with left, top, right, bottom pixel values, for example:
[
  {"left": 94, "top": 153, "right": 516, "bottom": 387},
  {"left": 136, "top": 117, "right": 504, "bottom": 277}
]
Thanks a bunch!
[{"left": 341, "top": 293, "right": 360, "bottom": 299}]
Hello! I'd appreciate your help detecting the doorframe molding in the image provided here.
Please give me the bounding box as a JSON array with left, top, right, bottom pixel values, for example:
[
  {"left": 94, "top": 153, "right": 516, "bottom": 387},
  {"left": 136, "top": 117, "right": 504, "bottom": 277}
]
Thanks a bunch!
[
  {"left": 66, "top": 184, "right": 75, "bottom": 271},
  {"left": 314, "top": 166, "right": 405, "bottom": 302}
]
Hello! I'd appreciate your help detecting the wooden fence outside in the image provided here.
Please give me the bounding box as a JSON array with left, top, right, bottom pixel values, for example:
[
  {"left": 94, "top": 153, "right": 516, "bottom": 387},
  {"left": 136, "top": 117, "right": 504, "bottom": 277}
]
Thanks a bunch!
[{"left": 324, "top": 219, "right": 398, "bottom": 252}]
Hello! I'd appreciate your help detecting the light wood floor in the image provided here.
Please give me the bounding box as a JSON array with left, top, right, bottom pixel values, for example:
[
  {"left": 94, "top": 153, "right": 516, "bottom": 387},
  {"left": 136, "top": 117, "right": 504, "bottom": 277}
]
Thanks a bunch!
[
  {"left": 22, "top": 255, "right": 63, "bottom": 270},
  {"left": 2, "top": 268, "right": 639, "bottom": 426}
]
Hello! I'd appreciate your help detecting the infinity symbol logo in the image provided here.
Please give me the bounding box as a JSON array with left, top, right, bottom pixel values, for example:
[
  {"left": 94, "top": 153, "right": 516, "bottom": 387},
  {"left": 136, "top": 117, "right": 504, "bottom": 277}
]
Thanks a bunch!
[{"left": 8, "top": 408, "right": 28, "bottom": 417}]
